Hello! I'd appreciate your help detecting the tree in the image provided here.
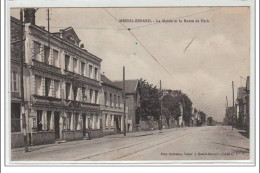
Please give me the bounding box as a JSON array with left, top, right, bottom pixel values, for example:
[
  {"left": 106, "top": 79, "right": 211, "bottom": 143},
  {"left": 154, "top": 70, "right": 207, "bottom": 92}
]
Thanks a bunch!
[
  {"left": 162, "top": 90, "right": 193, "bottom": 126},
  {"left": 139, "top": 79, "right": 160, "bottom": 121},
  {"left": 199, "top": 111, "right": 207, "bottom": 125}
]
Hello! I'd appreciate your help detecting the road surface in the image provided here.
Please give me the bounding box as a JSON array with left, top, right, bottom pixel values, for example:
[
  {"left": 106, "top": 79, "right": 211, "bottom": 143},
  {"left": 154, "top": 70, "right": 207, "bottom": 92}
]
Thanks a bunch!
[{"left": 11, "top": 126, "right": 249, "bottom": 161}]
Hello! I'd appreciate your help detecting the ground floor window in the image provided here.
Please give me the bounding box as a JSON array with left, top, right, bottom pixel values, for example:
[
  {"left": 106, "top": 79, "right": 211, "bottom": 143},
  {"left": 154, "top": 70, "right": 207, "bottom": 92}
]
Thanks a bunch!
[
  {"left": 11, "top": 103, "right": 21, "bottom": 132},
  {"left": 37, "top": 110, "right": 43, "bottom": 131},
  {"left": 111, "top": 115, "right": 114, "bottom": 127},
  {"left": 66, "top": 113, "right": 72, "bottom": 130},
  {"left": 74, "top": 113, "right": 79, "bottom": 130},
  {"left": 46, "top": 111, "right": 52, "bottom": 131},
  {"left": 105, "top": 114, "right": 108, "bottom": 127}
]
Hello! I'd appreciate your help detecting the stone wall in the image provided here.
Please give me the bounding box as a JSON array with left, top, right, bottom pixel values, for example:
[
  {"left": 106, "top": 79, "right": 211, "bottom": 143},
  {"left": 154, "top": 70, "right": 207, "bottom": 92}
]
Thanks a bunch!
[
  {"left": 62, "top": 130, "right": 83, "bottom": 141},
  {"left": 11, "top": 132, "right": 25, "bottom": 149},
  {"left": 30, "top": 131, "right": 55, "bottom": 145}
]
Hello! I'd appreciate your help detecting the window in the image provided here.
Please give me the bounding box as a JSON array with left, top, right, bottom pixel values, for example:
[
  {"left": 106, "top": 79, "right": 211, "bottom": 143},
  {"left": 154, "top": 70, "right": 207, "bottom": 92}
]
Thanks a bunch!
[
  {"left": 66, "top": 113, "right": 72, "bottom": 130},
  {"left": 45, "top": 78, "right": 51, "bottom": 97},
  {"left": 105, "top": 114, "right": 108, "bottom": 127},
  {"left": 62, "top": 117, "right": 66, "bottom": 130},
  {"left": 37, "top": 110, "right": 43, "bottom": 131},
  {"left": 96, "top": 115, "right": 99, "bottom": 129},
  {"left": 110, "top": 93, "right": 112, "bottom": 107},
  {"left": 111, "top": 115, "right": 114, "bottom": 126},
  {"left": 104, "top": 92, "right": 107, "bottom": 106},
  {"left": 95, "top": 90, "right": 98, "bottom": 104},
  {"left": 65, "top": 55, "right": 70, "bottom": 71},
  {"left": 90, "top": 89, "right": 93, "bottom": 103},
  {"left": 73, "top": 58, "right": 78, "bottom": 73},
  {"left": 34, "top": 41, "right": 41, "bottom": 61},
  {"left": 99, "top": 118, "right": 103, "bottom": 129},
  {"left": 74, "top": 113, "right": 79, "bottom": 130},
  {"left": 88, "top": 117, "right": 92, "bottom": 129},
  {"left": 89, "top": 65, "right": 93, "bottom": 78},
  {"left": 118, "top": 96, "right": 120, "bottom": 108},
  {"left": 35, "top": 75, "right": 42, "bottom": 95},
  {"left": 114, "top": 95, "right": 116, "bottom": 107},
  {"left": 94, "top": 68, "right": 98, "bottom": 80},
  {"left": 54, "top": 80, "right": 60, "bottom": 98},
  {"left": 46, "top": 111, "right": 52, "bottom": 131},
  {"left": 82, "top": 87, "right": 87, "bottom": 102},
  {"left": 66, "top": 82, "right": 71, "bottom": 100},
  {"left": 81, "top": 62, "right": 85, "bottom": 76},
  {"left": 73, "top": 87, "right": 78, "bottom": 101},
  {"left": 11, "top": 70, "right": 19, "bottom": 92},
  {"left": 44, "top": 46, "right": 50, "bottom": 64},
  {"left": 53, "top": 49, "right": 59, "bottom": 67}
]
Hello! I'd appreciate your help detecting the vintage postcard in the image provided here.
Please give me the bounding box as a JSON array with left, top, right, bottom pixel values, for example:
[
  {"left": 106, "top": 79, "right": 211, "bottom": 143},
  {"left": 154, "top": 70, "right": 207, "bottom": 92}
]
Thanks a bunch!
[{"left": 5, "top": 1, "right": 256, "bottom": 166}]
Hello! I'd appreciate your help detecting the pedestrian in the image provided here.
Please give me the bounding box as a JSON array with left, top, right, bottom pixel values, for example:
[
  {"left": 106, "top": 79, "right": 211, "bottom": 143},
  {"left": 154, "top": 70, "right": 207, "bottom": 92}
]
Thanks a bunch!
[{"left": 38, "top": 121, "right": 42, "bottom": 131}]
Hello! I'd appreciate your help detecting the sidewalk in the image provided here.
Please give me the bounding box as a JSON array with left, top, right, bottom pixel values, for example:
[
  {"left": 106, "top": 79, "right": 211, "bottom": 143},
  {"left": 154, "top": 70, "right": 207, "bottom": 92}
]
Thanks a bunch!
[{"left": 11, "top": 128, "right": 174, "bottom": 153}]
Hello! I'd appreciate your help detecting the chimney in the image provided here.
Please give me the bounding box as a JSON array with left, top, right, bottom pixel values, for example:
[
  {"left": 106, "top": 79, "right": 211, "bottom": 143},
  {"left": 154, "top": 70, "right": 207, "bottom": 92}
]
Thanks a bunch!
[
  {"left": 24, "top": 8, "right": 36, "bottom": 25},
  {"left": 59, "top": 29, "right": 65, "bottom": 38}
]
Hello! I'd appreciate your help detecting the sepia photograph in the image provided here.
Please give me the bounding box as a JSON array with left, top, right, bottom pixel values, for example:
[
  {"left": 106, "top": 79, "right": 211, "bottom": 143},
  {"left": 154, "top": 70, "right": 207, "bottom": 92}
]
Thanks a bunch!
[{"left": 6, "top": 4, "right": 255, "bottom": 165}]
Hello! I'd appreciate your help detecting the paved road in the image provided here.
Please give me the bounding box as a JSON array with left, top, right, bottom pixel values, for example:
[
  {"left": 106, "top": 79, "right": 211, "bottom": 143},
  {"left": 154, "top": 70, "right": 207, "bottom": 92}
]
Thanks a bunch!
[{"left": 11, "top": 126, "right": 249, "bottom": 161}]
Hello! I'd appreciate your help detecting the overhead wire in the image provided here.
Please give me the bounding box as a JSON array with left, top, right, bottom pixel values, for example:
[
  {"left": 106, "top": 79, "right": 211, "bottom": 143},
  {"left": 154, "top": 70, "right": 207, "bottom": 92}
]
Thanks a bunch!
[{"left": 103, "top": 8, "right": 173, "bottom": 77}]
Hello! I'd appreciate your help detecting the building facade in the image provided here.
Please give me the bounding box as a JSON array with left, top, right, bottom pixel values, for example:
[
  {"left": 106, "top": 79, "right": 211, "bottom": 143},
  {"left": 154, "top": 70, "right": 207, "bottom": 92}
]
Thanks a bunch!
[
  {"left": 100, "top": 75, "right": 127, "bottom": 135},
  {"left": 11, "top": 10, "right": 103, "bottom": 147},
  {"left": 113, "top": 80, "right": 140, "bottom": 132},
  {"left": 236, "top": 87, "right": 247, "bottom": 128}
]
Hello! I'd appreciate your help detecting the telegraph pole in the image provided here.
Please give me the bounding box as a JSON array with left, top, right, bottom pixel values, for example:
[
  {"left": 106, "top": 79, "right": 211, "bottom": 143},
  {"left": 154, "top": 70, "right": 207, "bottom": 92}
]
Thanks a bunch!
[
  {"left": 123, "top": 66, "right": 126, "bottom": 136},
  {"left": 20, "top": 9, "right": 29, "bottom": 152},
  {"left": 232, "top": 81, "right": 235, "bottom": 130},
  {"left": 226, "top": 96, "right": 228, "bottom": 109},
  {"left": 159, "top": 80, "right": 162, "bottom": 130},
  {"left": 47, "top": 8, "right": 50, "bottom": 47}
]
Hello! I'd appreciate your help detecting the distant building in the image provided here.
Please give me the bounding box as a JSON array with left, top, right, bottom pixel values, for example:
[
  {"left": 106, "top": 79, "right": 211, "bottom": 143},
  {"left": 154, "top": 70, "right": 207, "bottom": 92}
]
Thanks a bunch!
[
  {"left": 236, "top": 87, "right": 247, "bottom": 128},
  {"left": 113, "top": 80, "right": 140, "bottom": 131},
  {"left": 245, "top": 76, "right": 250, "bottom": 133},
  {"left": 225, "top": 107, "right": 236, "bottom": 126}
]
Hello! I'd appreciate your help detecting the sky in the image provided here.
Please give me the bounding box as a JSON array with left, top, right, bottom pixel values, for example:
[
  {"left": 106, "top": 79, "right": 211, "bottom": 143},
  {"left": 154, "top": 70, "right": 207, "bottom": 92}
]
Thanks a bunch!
[{"left": 11, "top": 7, "right": 250, "bottom": 122}]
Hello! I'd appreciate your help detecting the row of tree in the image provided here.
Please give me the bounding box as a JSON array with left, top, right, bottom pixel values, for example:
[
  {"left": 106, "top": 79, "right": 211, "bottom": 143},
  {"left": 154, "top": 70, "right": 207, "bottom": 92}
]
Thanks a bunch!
[{"left": 137, "top": 79, "right": 207, "bottom": 126}]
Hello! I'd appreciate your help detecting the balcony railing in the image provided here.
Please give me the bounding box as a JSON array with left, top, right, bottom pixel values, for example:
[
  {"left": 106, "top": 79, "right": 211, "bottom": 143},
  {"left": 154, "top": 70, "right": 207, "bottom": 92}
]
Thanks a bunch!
[
  {"left": 64, "top": 70, "right": 100, "bottom": 86},
  {"left": 65, "top": 99, "right": 99, "bottom": 110},
  {"left": 31, "top": 94, "right": 63, "bottom": 107},
  {"left": 32, "top": 59, "right": 62, "bottom": 74},
  {"left": 11, "top": 92, "right": 20, "bottom": 100}
]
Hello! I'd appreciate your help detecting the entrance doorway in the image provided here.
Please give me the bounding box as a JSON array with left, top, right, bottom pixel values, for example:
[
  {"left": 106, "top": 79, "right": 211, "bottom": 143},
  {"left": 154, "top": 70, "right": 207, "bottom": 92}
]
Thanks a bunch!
[
  {"left": 11, "top": 103, "right": 21, "bottom": 132},
  {"left": 82, "top": 114, "right": 86, "bottom": 137},
  {"left": 54, "top": 112, "right": 60, "bottom": 139},
  {"left": 114, "top": 116, "right": 121, "bottom": 133}
]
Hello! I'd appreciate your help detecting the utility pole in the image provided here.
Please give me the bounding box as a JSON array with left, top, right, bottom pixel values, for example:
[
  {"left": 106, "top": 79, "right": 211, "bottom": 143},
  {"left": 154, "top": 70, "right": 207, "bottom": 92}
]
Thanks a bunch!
[
  {"left": 123, "top": 66, "right": 126, "bottom": 136},
  {"left": 232, "top": 81, "right": 235, "bottom": 130},
  {"left": 160, "top": 80, "right": 162, "bottom": 130},
  {"left": 226, "top": 96, "right": 228, "bottom": 109},
  {"left": 47, "top": 8, "right": 50, "bottom": 47},
  {"left": 20, "top": 9, "right": 29, "bottom": 152}
]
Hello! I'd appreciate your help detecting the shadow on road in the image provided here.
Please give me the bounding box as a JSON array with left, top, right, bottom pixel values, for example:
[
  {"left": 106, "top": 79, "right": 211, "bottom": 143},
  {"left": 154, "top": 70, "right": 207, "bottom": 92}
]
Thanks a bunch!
[{"left": 239, "top": 131, "right": 249, "bottom": 138}]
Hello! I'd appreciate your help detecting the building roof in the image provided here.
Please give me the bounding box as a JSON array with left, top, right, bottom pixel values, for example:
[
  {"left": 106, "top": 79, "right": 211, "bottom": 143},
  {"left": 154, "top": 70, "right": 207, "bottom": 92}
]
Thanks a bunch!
[
  {"left": 113, "top": 79, "right": 139, "bottom": 94},
  {"left": 101, "top": 75, "right": 123, "bottom": 90}
]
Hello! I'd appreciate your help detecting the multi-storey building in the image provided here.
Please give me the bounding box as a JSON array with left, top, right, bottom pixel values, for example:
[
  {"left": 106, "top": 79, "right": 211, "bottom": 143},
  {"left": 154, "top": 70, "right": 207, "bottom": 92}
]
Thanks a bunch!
[
  {"left": 11, "top": 9, "right": 102, "bottom": 147},
  {"left": 100, "top": 75, "right": 127, "bottom": 134},
  {"left": 236, "top": 87, "right": 247, "bottom": 128}
]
